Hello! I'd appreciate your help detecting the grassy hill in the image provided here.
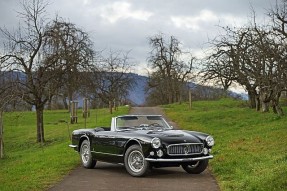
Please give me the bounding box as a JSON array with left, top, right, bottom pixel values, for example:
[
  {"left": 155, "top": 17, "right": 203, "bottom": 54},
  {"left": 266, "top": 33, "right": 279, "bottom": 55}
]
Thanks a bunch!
[
  {"left": 1, "top": 100, "right": 286, "bottom": 191},
  {"left": 162, "top": 99, "right": 287, "bottom": 191},
  {"left": 0, "top": 107, "right": 129, "bottom": 191}
]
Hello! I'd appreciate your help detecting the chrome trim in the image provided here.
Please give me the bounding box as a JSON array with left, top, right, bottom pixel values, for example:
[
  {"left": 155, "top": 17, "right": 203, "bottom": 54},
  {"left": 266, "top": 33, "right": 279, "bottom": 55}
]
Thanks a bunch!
[
  {"left": 91, "top": 151, "right": 123, "bottom": 157},
  {"left": 167, "top": 143, "right": 204, "bottom": 156},
  {"left": 114, "top": 115, "right": 173, "bottom": 131},
  {"left": 69, "top": 144, "right": 78, "bottom": 148},
  {"left": 145, "top": 155, "right": 213, "bottom": 162},
  {"left": 80, "top": 135, "right": 90, "bottom": 143}
]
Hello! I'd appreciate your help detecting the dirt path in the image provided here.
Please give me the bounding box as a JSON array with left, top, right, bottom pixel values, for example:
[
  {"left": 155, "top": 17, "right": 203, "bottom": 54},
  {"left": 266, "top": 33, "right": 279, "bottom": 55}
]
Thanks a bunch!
[{"left": 48, "top": 107, "right": 219, "bottom": 191}]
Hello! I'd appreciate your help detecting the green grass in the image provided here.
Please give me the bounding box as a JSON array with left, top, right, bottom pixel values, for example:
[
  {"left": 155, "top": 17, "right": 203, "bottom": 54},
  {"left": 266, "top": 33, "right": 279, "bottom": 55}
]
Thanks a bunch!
[
  {"left": 0, "top": 106, "right": 129, "bottom": 191},
  {"left": 162, "top": 99, "right": 287, "bottom": 191}
]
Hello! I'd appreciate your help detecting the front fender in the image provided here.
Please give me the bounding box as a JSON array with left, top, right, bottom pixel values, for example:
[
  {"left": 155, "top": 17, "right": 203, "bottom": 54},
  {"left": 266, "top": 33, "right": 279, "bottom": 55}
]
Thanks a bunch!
[
  {"left": 124, "top": 138, "right": 152, "bottom": 157},
  {"left": 79, "top": 134, "right": 90, "bottom": 150}
]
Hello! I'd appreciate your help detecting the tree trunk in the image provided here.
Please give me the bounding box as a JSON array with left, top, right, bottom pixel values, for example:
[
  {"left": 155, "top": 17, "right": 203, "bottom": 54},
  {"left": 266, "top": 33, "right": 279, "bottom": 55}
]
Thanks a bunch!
[
  {"left": 62, "top": 97, "right": 68, "bottom": 110},
  {"left": 247, "top": 89, "right": 257, "bottom": 109},
  {"left": 255, "top": 95, "right": 260, "bottom": 111},
  {"left": 36, "top": 105, "right": 45, "bottom": 143},
  {"left": 261, "top": 101, "right": 269, "bottom": 113},
  {"left": 0, "top": 111, "right": 3, "bottom": 159},
  {"left": 259, "top": 90, "right": 271, "bottom": 113},
  {"left": 114, "top": 99, "right": 117, "bottom": 111},
  {"left": 272, "top": 103, "right": 284, "bottom": 116},
  {"left": 109, "top": 100, "right": 113, "bottom": 114},
  {"left": 271, "top": 93, "right": 284, "bottom": 116},
  {"left": 47, "top": 98, "right": 52, "bottom": 110}
]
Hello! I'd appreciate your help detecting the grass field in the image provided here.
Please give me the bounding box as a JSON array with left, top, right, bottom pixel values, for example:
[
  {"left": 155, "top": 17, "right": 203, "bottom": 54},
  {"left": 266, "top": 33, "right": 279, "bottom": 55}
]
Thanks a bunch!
[
  {"left": 0, "top": 106, "right": 129, "bottom": 191},
  {"left": 162, "top": 99, "right": 287, "bottom": 191},
  {"left": 1, "top": 100, "right": 287, "bottom": 191}
]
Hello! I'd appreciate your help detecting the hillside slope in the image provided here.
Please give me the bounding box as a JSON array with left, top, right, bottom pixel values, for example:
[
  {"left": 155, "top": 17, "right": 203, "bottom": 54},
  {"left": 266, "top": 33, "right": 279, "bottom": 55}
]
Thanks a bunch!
[
  {"left": 162, "top": 99, "right": 287, "bottom": 191},
  {"left": 127, "top": 74, "right": 247, "bottom": 106},
  {"left": 127, "top": 73, "right": 148, "bottom": 105}
]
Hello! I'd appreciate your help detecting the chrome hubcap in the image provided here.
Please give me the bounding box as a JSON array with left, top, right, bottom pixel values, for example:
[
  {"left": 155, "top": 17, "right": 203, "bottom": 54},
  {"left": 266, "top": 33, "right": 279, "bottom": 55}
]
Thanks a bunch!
[
  {"left": 81, "top": 144, "right": 90, "bottom": 164},
  {"left": 128, "top": 150, "right": 144, "bottom": 173}
]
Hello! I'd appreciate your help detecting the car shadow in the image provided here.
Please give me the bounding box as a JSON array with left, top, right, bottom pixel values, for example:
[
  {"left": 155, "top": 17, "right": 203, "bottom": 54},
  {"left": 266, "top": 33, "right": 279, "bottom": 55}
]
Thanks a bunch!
[{"left": 92, "top": 162, "right": 206, "bottom": 179}]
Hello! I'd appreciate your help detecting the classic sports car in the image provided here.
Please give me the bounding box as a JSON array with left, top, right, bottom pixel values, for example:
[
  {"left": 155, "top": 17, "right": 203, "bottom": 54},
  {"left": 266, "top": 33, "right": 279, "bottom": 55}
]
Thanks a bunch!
[{"left": 69, "top": 115, "right": 214, "bottom": 177}]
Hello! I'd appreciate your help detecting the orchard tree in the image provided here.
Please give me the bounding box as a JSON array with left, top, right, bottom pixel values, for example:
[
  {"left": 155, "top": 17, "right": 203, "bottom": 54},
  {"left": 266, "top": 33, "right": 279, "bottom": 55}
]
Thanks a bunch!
[
  {"left": 147, "top": 33, "right": 195, "bottom": 105},
  {"left": 202, "top": 44, "right": 235, "bottom": 94},
  {"left": 84, "top": 50, "right": 135, "bottom": 114},
  {"left": 0, "top": 0, "right": 54, "bottom": 143},
  {"left": 0, "top": 0, "right": 94, "bottom": 142},
  {"left": 205, "top": 23, "right": 286, "bottom": 115},
  {"left": 45, "top": 18, "right": 94, "bottom": 109}
]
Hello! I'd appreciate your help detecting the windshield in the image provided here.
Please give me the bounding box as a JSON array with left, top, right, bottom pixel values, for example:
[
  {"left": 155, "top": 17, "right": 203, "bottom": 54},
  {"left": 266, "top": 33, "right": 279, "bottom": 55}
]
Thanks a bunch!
[{"left": 116, "top": 115, "right": 172, "bottom": 131}]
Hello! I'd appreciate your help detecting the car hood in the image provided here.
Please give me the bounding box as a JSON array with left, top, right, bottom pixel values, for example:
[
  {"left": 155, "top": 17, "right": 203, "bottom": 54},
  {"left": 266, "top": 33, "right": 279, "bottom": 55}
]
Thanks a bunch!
[{"left": 140, "top": 129, "right": 203, "bottom": 144}]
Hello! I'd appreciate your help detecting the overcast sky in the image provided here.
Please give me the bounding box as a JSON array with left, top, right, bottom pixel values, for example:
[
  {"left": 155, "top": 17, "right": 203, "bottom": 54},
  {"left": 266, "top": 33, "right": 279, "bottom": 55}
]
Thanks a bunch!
[{"left": 0, "top": 0, "right": 275, "bottom": 75}]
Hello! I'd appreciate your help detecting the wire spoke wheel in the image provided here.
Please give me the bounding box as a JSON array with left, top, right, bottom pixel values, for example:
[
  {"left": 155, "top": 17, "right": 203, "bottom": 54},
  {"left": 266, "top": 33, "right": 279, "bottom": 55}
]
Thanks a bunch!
[
  {"left": 124, "top": 145, "right": 150, "bottom": 177},
  {"left": 81, "top": 144, "right": 90, "bottom": 164},
  {"left": 80, "top": 140, "right": 97, "bottom": 169},
  {"left": 128, "top": 150, "right": 145, "bottom": 173}
]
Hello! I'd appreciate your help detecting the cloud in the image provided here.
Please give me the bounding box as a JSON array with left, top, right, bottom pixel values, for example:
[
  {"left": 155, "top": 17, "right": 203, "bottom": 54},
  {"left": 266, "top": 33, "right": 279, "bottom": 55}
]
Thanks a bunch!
[
  {"left": 171, "top": 9, "right": 247, "bottom": 31},
  {"left": 171, "top": 10, "right": 218, "bottom": 31},
  {"left": 99, "top": 1, "right": 153, "bottom": 23},
  {"left": 0, "top": 0, "right": 277, "bottom": 76}
]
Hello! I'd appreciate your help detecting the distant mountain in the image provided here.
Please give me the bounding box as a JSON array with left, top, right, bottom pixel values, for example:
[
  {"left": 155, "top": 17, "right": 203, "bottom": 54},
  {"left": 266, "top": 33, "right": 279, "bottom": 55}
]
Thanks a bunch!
[
  {"left": 126, "top": 74, "right": 248, "bottom": 105},
  {"left": 1, "top": 71, "right": 247, "bottom": 109},
  {"left": 127, "top": 74, "right": 148, "bottom": 106}
]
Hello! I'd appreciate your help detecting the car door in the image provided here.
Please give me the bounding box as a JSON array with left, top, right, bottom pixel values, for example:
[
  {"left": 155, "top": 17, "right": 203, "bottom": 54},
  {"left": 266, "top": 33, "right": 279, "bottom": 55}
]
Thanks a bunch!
[{"left": 91, "top": 131, "right": 125, "bottom": 163}]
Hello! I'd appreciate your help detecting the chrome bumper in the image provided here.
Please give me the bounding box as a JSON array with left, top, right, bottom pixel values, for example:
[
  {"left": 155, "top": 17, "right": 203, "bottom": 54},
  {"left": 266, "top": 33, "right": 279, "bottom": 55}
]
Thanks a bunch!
[
  {"left": 145, "top": 155, "right": 213, "bottom": 162},
  {"left": 69, "top": 144, "right": 78, "bottom": 148}
]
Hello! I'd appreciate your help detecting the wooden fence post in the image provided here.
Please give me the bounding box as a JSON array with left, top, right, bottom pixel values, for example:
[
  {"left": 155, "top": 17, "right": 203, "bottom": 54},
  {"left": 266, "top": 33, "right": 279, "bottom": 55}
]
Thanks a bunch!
[
  {"left": 113, "top": 99, "right": 118, "bottom": 111},
  {"left": 82, "top": 98, "right": 90, "bottom": 118},
  {"left": 70, "top": 101, "right": 78, "bottom": 124},
  {"left": 0, "top": 111, "right": 4, "bottom": 159},
  {"left": 189, "top": 89, "right": 192, "bottom": 110}
]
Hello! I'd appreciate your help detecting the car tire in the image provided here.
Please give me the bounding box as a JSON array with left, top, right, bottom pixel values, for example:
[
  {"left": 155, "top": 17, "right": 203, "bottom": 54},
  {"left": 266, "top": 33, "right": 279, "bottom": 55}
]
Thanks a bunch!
[
  {"left": 182, "top": 159, "right": 209, "bottom": 174},
  {"left": 124, "top": 144, "right": 150, "bottom": 177},
  {"left": 80, "top": 140, "right": 97, "bottom": 169}
]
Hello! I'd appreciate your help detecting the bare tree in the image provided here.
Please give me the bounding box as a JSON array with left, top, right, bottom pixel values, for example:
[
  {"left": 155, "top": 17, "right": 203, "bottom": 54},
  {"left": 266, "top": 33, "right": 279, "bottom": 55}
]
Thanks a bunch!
[
  {"left": 84, "top": 50, "right": 135, "bottom": 113},
  {"left": 205, "top": 20, "right": 286, "bottom": 115},
  {"left": 201, "top": 2, "right": 287, "bottom": 115},
  {"left": 0, "top": 0, "right": 53, "bottom": 143},
  {"left": 45, "top": 18, "right": 94, "bottom": 109},
  {"left": 202, "top": 45, "right": 236, "bottom": 94},
  {"left": 269, "top": 0, "right": 287, "bottom": 113},
  {"left": 147, "top": 33, "right": 195, "bottom": 105},
  {"left": 0, "top": 0, "right": 95, "bottom": 142}
]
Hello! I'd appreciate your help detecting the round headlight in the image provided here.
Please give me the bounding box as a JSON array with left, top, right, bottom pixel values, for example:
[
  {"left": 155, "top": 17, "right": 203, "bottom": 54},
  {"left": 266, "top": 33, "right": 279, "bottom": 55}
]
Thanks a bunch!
[
  {"left": 151, "top": 137, "right": 161, "bottom": 149},
  {"left": 206, "top": 136, "right": 215, "bottom": 146}
]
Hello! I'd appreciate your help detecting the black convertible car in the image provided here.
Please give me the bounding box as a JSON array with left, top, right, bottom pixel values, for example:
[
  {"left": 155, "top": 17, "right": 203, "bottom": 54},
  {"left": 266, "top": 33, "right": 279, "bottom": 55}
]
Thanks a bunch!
[{"left": 69, "top": 115, "right": 214, "bottom": 177}]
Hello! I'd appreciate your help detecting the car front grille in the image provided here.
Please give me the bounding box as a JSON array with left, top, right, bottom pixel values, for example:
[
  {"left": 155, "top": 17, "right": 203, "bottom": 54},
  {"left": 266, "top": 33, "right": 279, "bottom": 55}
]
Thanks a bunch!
[{"left": 167, "top": 143, "right": 203, "bottom": 156}]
